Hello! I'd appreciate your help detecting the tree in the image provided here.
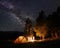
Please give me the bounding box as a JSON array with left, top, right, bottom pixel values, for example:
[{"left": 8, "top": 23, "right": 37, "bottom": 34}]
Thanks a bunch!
[
  {"left": 35, "top": 10, "right": 46, "bottom": 26},
  {"left": 46, "top": 6, "right": 60, "bottom": 38},
  {"left": 34, "top": 10, "right": 47, "bottom": 39},
  {"left": 24, "top": 18, "right": 33, "bottom": 36}
]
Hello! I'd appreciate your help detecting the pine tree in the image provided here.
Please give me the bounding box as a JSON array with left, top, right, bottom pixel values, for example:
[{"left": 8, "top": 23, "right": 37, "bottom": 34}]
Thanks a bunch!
[
  {"left": 35, "top": 10, "right": 46, "bottom": 26},
  {"left": 34, "top": 10, "right": 47, "bottom": 39},
  {"left": 24, "top": 18, "right": 33, "bottom": 36}
]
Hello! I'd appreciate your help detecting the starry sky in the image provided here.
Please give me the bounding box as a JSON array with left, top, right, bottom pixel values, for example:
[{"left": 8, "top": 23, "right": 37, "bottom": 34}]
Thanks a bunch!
[{"left": 0, "top": 0, "right": 60, "bottom": 31}]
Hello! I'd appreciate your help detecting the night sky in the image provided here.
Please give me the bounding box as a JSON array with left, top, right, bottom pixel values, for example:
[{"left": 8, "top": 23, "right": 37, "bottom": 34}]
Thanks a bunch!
[{"left": 0, "top": 0, "right": 60, "bottom": 31}]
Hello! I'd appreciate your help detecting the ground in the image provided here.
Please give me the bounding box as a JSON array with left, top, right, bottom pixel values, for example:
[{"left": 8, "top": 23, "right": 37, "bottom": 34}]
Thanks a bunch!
[{"left": 0, "top": 39, "right": 60, "bottom": 48}]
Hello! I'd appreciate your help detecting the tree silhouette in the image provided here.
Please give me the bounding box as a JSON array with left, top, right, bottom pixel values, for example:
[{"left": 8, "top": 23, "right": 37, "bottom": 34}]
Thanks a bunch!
[
  {"left": 35, "top": 10, "right": 46, "bottom": 26},
  {"left": 46, "top": 6, "right": 60, "bottom": 38},
  {"left": 24, "top": 18, "right": 33, "bottom": 36},
  {"left": 34, "top": 10, "right": 47, "bottom": 39}
]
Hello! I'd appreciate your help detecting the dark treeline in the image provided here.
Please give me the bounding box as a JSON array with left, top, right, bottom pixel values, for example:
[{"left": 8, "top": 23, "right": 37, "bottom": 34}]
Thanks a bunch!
[
  {"left": 46, "top": 6, "right": 60, "bottom": 37},
  {"left": 36, "top": 6, "right": 60, "bottom": 29},
  {"left": 0, "top": 31, "right": 25, "bottom": 40},
  {"left": 35, "top": 6, "right": 60, "bottom": 37},
  {"left": 25, "top": 6, "right": 60, "bottom": 38}
]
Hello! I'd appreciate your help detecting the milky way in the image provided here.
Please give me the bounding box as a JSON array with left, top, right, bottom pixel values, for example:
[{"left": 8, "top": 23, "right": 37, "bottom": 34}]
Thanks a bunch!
[{"left": 0, "top": 0, "right": 60, "bottom": 31}]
